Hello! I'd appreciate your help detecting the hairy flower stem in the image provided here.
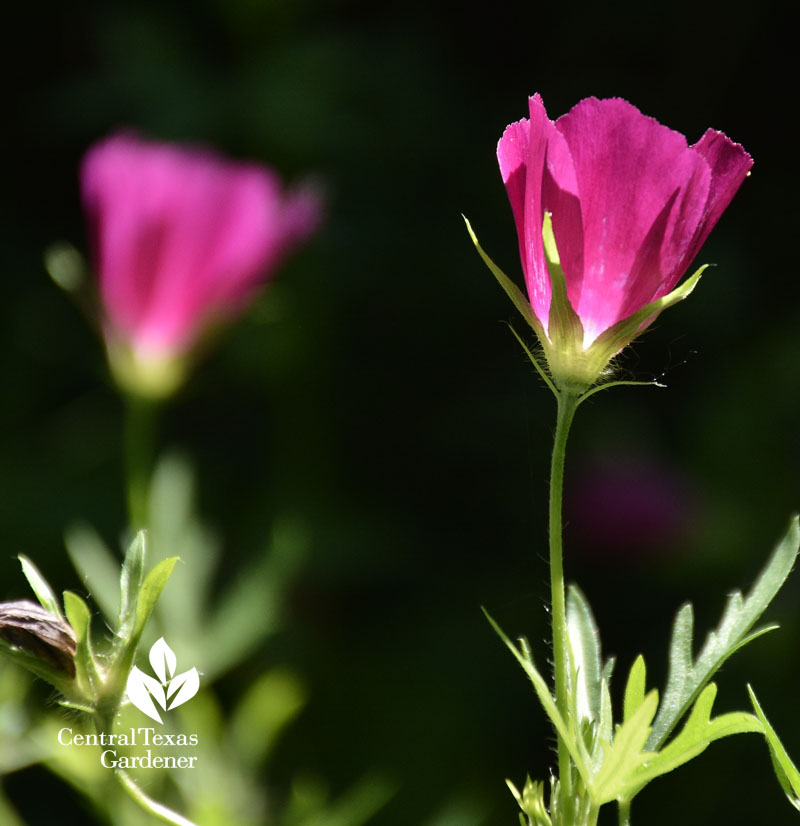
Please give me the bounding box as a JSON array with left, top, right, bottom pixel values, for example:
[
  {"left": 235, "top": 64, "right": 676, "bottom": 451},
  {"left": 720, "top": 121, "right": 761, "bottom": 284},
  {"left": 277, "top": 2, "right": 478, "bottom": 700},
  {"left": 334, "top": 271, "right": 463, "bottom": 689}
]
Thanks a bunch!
[
  {"left": 549, "top": 390, "right": 580, "bottom": 821},
  {"left": 123, "top": 395, "right": 158, "bottom": 530},
  {"left": 116, "top": 768, "right": 200, "bottom": 826}
]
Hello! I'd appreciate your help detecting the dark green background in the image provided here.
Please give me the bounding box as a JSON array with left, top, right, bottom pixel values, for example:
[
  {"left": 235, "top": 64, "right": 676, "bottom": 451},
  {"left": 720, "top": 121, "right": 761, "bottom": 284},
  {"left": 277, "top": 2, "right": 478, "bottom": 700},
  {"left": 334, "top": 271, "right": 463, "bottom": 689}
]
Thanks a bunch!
[{"left": 3, "top": 1, "right": 799, "bottom": 824}]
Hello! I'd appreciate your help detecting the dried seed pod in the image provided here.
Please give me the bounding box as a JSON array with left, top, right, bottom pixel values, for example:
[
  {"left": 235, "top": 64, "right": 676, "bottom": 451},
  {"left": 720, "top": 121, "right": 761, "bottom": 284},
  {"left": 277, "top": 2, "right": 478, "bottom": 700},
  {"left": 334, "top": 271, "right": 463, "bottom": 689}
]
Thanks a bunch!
[{"left": 0, "top": 600, "right": 77, "bottom": 678}]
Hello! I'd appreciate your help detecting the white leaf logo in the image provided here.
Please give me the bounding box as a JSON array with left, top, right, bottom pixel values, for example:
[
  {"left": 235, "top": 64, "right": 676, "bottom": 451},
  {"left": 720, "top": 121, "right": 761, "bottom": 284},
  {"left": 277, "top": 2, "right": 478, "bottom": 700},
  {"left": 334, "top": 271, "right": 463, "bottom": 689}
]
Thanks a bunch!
[{"left": 126, "top": 637, "right": 199, "bottom": 723}]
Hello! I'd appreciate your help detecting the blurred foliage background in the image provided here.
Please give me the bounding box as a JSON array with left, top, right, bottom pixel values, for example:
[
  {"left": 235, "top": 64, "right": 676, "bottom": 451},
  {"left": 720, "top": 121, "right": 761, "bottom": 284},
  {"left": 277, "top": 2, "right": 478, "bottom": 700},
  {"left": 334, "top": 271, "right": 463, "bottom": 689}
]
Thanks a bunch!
[{"left": 2, "top": 0, "right": 799, "bottom": 824}]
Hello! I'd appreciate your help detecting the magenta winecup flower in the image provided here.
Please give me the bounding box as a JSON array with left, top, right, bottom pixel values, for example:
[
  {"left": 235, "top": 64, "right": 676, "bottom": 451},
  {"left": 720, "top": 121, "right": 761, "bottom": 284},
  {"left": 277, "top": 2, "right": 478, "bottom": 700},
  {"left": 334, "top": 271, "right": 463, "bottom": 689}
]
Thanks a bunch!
[
  {"left": 81, "top": 133, "right": 321, "bottom": 397},
  {"left": 471, "top": 94, "right": 752, "bottom": 392}
]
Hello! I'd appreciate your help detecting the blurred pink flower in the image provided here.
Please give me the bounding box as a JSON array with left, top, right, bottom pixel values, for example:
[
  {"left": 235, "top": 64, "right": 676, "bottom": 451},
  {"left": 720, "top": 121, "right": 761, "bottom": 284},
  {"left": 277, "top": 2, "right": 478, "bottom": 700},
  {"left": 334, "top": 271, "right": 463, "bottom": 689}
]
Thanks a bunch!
[
  {"left": 81, "top": 133, "right": 320, "bottom": 395},
  {"left": 496, "top": 95, "right": 752, "bottom": 388},
  {"left": 566, "top": 457, "right": 696, "bottom": 558}
]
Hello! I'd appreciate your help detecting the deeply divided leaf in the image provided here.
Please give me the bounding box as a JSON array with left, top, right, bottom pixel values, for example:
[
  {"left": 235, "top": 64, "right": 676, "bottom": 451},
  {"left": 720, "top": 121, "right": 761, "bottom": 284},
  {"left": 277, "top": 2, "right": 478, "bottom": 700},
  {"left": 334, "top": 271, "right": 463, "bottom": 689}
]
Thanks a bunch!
[
  {"left": 591, "top": 691, "right": 658, "bottom": 805},
  {"left": 647, "top": 516, "right": 799, "bottom": 750},
  {"left": 629, "top": 684, "right": 760, "bottom": 798}
]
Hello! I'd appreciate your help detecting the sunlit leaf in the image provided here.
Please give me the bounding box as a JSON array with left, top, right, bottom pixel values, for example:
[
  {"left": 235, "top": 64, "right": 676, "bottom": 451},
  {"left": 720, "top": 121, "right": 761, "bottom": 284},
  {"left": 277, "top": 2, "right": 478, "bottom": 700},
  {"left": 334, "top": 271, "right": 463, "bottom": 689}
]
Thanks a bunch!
[
  {"left": 590, "top": 690, "right": 658, "bottom": 805},
  {"left": 18, "top": 556, "right": 62, "bottom": 620},
  {"left": 623, "top": 656, "right": 647, "bottom": 723},
  {"left": 566, "top": 585, "right": 602, "bottom": 725},
  {"left": 119, "top": 532, "right": 146, "bottom": 639},
  {"left": 629, "top": 684, "right": 759, "bottom": 797},
  {"left": 647, "top": 515, "right": 799, "bottom": 750},
  {"left": 749, "top": 686, "right": 800, "bottom": 811}
]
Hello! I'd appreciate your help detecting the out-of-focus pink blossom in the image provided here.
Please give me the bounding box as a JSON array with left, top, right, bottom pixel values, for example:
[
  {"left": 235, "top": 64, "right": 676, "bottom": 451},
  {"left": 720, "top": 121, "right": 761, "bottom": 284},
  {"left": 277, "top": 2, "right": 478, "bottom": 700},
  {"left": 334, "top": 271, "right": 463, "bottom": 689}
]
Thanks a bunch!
[
  {"left": 81, "top": 133, "right": 320, "bottom": 395},
  {"left": 494, "top": 94, "right": 752, "bottom": 389},
  {"left": 566, "top": 457, "right": 696, "bottom": 558}
]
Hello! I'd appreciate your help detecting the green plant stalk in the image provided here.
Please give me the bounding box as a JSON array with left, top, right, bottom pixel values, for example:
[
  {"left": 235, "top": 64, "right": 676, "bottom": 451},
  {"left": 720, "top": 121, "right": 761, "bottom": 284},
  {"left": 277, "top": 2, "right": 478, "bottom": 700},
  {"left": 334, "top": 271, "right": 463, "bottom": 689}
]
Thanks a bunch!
[
  {"left": 618, "top": 800, "right": 631, "bottom": 826},
  {"left": 123, "top": 395, "right": 158, "bottom": 530},
  {"left": 549, "top": 390, "right": 581, "bottom": 820},
  {"left": 116, "top": 768, "right": 200, "bottom": 826}
]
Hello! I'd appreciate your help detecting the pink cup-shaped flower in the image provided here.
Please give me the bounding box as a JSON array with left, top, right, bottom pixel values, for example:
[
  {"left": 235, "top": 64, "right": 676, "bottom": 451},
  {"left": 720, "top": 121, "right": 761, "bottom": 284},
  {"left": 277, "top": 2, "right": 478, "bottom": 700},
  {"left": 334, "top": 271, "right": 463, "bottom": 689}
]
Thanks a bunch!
[
  {"left": 81, "top": 133, "right": 321, "bottom": 397},
  {"left": 470, "top": 94, "right": 752, "bottom": 392}
]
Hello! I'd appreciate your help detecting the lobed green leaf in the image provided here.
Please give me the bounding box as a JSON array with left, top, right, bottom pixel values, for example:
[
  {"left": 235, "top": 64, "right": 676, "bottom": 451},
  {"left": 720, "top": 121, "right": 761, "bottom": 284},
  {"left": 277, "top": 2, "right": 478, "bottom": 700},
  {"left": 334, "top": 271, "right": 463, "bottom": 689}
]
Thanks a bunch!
[
  {"left": 647, "top": 515, "right": 799, "bottom": 750},
  {"left": 629, "top": 684, "right": 760, "bottom": 798},
  {"left": 590, "top": 690, "right": 658, "bottom": 805}
]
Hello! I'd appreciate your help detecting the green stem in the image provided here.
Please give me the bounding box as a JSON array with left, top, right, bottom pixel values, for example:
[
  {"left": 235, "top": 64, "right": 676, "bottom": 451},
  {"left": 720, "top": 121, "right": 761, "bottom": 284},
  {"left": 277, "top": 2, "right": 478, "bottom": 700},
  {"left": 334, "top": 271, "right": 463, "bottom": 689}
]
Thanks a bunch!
[
  {"left": 549, "top": 390, "right": 580, "bottom": 819},
  {"left": 618, "top": 801, "right": 631, "bottom": 826},
  {"left": 116, "top": 769, "right": 199, "bottom": 826},
  {"left": 123, "top": 395, "right": 158, "bottom": 531}
]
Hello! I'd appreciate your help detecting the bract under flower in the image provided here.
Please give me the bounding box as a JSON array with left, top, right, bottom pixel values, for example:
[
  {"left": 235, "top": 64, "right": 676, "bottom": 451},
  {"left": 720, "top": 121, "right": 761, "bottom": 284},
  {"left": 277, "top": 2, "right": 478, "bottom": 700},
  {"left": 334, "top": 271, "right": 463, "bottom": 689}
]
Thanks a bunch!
[
  {"left": 491, "top": 94, "right": 752, "bottom": 391},
  {"left": 81, "top": 133, "right": 321, "bottom": 397}
]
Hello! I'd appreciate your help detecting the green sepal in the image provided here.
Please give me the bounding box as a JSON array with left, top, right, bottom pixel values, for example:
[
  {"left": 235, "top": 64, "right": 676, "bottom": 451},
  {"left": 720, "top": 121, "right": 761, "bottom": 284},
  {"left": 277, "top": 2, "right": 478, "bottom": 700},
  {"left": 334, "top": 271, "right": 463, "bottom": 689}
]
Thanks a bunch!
[
  {"left": 647, "top": 514, "right": 799, "bottom": 750},
  {"left": 749, "top": 686, "right": 800, "bottom": 811},
  {"left": 590, "top": 264, "right": 707, "bottom": 365},
  {"left": 463, "top": 216, "right": 544, "bottom": 338},
  {"left": 18, "top": 555, "right": 63, "bottom": 620},
  {"left": 506, "top": 325, "right": 558, "bottom": 397},
  {"left": 63, "top": 590, "right": 100, "bottom": 701},
  {"left": 542, "top": 213, "right": 585, "bottom": 354}
]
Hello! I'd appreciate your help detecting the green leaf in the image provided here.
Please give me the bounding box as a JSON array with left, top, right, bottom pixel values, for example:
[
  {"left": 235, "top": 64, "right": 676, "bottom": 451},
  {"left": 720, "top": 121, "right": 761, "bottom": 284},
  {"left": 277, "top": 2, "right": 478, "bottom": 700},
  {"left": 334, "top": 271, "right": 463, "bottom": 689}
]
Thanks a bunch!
[
  {"left": 623, "top": 656, "right": 647, "bottom": 723},
  {"left": 566, "top": 585, "right": 602, "bottom": 725},
  {"left": 63, "top": 590, "right": 100, "bottom": 699},
  {"left": 630, "top": 684, "right": 760, "bottom": 796},
  {"left": 596, "top": 661, "right": 615, "bottom": 752},
  {"left": 483, "top": 608, "right": 592, "bottom": 786},
  {"left": 647, "top": 515, "right": 799, "bottom": 750},
  {"left": 18, "top": 556, "right": 63, "bottom": 620},
  {"left": 64, "top": 523, "right": 120, "bottom": 622},
  {"left": 230, "top": 668, "right": 308, "bottom": 766},
  {"left": 114, "top": 556, "right": 179, "bottom": 692},
  {"left": 749, "top": 686, "right": 800, "bottom": 811},
  {"left": 119, "top": 532, "right": 146, "bottom": 638},
  {"left": 591, "top": 690, "right": 658, "bottom": 805},
  {"left": 463, "top": 216, "right": 544, "bottom": 338},
  {"left": 132, "top": 557, "right": 178, "bottom": 643}
]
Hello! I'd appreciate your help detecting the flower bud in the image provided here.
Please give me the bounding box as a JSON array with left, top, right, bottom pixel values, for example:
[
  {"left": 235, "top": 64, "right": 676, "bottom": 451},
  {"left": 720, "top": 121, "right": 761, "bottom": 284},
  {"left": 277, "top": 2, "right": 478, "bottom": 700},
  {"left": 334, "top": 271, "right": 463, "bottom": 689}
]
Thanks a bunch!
[{"left": 0, "top": 600, "right": 77, "bottom": 678}]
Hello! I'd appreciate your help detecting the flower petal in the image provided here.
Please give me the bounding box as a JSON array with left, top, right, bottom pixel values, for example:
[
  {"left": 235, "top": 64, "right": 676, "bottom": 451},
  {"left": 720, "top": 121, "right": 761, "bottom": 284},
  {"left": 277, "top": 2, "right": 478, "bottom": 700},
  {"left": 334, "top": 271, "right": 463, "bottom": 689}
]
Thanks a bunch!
[
  {"left": 555, "top": 98, "right": 711, "bottom": 343},
  {"left": 683, "top": 129, "right": 753, "bottom": 265}
]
